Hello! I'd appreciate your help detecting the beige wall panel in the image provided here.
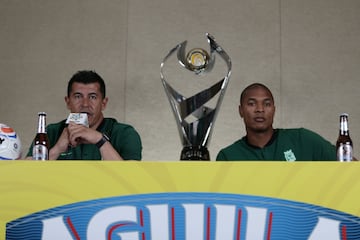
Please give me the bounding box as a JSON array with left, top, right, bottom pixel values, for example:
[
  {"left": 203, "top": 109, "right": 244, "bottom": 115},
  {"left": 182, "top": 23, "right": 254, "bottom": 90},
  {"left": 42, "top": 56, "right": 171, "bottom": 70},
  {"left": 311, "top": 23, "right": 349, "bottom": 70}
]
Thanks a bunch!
[
  {"left": 1, "top": 0, "right": 358, "bottom": 161},
  {"left": 126, "top": 0, "right": 281, "bottom": 160},
  {"left": 281, "top": 0, "right": 360, "bottom": 158},
  {"left": 0, "top": 0, "right": 128, "bottom": 157}
]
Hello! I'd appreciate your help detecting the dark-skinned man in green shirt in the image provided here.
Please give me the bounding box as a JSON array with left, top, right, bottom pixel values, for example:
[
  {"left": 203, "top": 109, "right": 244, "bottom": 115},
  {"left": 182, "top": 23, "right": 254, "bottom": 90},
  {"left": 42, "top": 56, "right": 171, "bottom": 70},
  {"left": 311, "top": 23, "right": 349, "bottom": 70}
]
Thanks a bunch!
[{"left": 216, "top": 83, "right": 336, "bottom": 161}]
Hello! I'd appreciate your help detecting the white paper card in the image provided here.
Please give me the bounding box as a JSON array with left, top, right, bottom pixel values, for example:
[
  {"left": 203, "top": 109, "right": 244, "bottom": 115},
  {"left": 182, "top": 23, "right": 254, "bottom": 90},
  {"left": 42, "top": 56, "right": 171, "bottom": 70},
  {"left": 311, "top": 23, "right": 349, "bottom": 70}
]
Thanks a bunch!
[{"left": 66, "top": 113, "right": 89, "bottom": 127}]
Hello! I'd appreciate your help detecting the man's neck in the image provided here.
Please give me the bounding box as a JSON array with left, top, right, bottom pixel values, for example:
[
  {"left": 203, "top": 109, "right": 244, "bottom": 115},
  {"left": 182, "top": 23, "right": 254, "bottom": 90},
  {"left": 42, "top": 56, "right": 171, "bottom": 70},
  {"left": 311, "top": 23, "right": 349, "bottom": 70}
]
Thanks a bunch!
[
  {"left": 90, "top": 116, "right": 105, "bottom": 130},
  {"left": 246, "top": 128, "right": 275, "bottom": 148}
]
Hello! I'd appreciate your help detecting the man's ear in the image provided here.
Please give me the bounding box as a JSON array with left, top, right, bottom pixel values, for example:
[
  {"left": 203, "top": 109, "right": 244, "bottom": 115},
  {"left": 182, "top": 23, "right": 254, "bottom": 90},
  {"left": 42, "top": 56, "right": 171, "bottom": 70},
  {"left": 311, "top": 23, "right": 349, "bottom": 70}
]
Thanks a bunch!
[
  {"left": 101, "top": 97, "right": 109, "bottom": 111},
  {"left": 238, "top": 105, "right": 243, "bottom": 118},
  {"left": 65, "top": 96, "right": 71, "bottom": 110}
]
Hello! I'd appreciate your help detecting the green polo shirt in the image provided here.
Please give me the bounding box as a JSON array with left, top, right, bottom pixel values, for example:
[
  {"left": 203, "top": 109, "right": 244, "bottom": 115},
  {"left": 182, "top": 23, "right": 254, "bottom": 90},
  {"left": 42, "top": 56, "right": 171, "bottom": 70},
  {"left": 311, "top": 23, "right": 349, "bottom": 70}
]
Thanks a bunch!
[
  {"left": 216, "top": 128, "right": 336, "bottom": 161},
  {"left": 27, "top": 118, "right": 142, "bottom": 160}
]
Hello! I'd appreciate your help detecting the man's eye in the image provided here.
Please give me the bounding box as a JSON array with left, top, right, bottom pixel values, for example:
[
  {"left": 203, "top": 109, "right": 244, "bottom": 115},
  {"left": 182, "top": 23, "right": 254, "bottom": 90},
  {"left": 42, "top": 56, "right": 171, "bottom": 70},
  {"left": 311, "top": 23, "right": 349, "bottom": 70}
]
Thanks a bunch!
[{"left": 89, "top": 95, "right": 97, "bottom": 100}]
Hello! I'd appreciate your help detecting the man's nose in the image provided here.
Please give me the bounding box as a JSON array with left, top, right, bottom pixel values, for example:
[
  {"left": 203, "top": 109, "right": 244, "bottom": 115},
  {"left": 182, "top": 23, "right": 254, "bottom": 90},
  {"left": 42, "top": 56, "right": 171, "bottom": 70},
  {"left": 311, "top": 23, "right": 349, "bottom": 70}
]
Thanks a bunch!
[
  {"left": 255, "top": 103, "right": 264, "bottom": 112},
  {"left": 81, "top": 97, "right": 90, "bottom": 107}
]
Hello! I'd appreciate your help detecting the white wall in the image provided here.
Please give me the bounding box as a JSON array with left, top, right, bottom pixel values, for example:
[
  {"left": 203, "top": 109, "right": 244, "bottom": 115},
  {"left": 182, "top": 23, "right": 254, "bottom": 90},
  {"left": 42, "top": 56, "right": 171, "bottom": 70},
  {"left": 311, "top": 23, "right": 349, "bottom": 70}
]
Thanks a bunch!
[{"left": 1, "top": 0, "right": 359, "bottom": 160}]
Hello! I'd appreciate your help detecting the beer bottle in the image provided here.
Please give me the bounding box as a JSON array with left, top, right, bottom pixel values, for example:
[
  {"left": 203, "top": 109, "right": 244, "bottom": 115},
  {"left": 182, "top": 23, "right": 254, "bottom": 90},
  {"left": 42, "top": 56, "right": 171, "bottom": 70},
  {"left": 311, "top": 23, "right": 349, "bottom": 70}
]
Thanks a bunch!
[
  {"left": 336, "top": 113, "right": 353, "bottom": 162},
  {"left": 32, "top": 112, "right": 50, "bottom": 160}
]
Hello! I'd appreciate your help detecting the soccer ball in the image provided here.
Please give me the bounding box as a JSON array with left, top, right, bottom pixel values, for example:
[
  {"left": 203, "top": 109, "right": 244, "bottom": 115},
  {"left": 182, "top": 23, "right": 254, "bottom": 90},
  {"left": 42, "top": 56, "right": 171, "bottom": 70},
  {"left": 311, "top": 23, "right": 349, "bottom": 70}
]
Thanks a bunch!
[{"left": 0, "top": 123, "right": 22, "bottom": 160}]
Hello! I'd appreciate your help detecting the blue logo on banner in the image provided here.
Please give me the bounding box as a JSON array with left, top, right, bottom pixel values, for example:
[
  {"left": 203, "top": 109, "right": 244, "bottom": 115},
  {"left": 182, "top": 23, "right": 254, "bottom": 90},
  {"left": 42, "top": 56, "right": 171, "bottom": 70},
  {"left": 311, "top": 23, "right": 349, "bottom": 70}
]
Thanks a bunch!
[{"left": 6, "top": 192, "right": 360, "bottom": 239}]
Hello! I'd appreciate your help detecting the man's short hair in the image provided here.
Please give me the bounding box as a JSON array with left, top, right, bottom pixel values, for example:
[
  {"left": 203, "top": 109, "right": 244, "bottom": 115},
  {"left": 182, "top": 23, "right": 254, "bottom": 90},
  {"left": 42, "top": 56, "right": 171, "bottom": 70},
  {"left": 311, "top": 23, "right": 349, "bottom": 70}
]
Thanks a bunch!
[
  {"left": 240, "top": 83, "right": 274, "bottom": 105},
  {"left": 67, "top": 70, "right": 106, "bottom": 98}
]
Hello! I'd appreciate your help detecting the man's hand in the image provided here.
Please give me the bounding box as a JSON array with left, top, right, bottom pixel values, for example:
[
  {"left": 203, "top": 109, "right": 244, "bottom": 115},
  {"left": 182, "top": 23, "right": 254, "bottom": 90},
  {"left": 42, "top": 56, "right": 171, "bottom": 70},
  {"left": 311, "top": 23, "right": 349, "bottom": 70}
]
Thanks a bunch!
[
  {"left": 48, "top": 127, "right": 71, "bottom": 160},
  {"left": 67, "top": 122, "right": 102, "bottom": 147},
  {"left": 50, "top": 122, "right": 123, "bottom": 160}
]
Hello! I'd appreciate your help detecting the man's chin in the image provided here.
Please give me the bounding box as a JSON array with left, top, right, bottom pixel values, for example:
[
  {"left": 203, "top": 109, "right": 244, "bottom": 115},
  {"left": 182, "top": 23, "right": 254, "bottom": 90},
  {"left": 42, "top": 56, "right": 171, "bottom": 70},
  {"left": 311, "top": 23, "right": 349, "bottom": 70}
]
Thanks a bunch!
[{"left": 251, "top": 126, "right": 271, "bottom": 133}]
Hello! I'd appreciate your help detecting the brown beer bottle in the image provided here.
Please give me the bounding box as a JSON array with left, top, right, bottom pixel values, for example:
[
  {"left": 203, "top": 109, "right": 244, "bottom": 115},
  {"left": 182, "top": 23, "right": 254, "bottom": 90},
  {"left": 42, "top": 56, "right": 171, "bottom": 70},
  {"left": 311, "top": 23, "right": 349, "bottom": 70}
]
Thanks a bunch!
[
  {"left": 32, "top": 112, "right": 50, "bottom": 160},
  {"left": 336, "top": 113, "right": 353, "bottom": 162}
]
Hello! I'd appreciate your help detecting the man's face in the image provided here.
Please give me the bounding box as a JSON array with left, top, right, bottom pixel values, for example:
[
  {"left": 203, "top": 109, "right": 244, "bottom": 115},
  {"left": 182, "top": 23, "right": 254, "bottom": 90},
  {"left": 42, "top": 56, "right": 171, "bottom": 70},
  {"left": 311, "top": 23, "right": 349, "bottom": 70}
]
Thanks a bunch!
[
  {"left": 239, "top": 87, "right": 275, "bottom": 133},
  {"left": 65, "top": 82, "right": 108, "bottom": 128}
]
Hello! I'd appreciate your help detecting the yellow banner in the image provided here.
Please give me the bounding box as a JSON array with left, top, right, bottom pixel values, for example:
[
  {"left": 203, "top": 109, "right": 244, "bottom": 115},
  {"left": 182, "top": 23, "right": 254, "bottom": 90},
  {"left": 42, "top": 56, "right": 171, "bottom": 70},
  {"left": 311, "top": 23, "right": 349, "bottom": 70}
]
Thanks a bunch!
[{"left": 1, "top": 161, "right": 360, "bottom": 238}]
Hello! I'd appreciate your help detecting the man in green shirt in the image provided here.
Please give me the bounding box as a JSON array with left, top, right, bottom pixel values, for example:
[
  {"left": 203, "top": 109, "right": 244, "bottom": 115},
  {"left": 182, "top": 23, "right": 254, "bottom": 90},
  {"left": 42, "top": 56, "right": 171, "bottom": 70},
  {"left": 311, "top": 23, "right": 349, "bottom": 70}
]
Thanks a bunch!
[
  {"left": 27, "top": 70, "right": 142, "bottom": 160},
  {"left": 216, "top": 83, "right": 336, "bottom": 161}
]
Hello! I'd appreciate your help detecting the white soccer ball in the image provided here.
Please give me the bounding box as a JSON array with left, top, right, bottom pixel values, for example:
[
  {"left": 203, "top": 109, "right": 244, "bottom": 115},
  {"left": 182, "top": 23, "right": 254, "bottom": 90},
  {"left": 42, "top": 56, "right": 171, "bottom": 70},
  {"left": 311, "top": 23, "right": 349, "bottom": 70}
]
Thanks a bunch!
[{"left": 0, "top": 123, "right": 22, "bottom": 160}]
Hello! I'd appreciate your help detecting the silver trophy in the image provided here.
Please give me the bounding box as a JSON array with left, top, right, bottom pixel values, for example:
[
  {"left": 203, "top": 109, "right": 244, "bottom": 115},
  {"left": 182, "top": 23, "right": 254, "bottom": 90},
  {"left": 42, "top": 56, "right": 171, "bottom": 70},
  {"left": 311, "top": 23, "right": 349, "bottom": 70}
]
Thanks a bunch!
[{"left": 160, "top": 33, "right": 232, "bottom": 160}]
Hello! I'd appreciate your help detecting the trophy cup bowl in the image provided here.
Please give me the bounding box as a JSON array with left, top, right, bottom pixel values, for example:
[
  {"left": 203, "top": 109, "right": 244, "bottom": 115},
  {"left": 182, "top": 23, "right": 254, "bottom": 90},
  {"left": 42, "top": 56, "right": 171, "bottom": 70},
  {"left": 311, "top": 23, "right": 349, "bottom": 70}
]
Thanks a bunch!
[
  {"left": 186, "top": 48, "right": 210, "bottom": 72},
  {"left": 160, "top": 33, "right": 231, "bottom": 160}
]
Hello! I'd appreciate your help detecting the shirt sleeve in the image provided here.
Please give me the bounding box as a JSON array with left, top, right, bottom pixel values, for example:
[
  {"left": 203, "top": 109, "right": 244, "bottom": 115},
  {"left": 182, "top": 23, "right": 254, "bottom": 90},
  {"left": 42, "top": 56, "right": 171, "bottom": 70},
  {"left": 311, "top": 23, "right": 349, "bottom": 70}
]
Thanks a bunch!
[
  {"left": 301, "top": 128, "right": 337, "bottom": 161},
  {"left": 111, "top": 125, "right": 142, "bottom": 160},
  {"left": 216, "top": 150, "right": 228, "bottom": 161}
]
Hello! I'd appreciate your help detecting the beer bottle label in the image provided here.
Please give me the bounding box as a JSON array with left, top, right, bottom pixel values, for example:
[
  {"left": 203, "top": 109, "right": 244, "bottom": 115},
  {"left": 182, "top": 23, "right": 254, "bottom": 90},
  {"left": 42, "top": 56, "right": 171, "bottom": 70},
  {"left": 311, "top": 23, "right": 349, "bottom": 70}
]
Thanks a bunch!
[
  {"left": 33, "top": 145, "right": 49, "bottom": 160},
  {"left": 337, "top": 144, "right": 353, "bottom": 162}
]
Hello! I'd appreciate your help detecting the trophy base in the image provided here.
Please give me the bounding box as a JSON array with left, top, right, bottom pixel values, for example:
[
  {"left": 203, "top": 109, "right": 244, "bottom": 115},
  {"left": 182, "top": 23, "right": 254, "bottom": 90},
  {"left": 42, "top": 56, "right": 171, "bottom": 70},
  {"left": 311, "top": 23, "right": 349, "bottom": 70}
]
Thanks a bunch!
[{"left": 180, "top": 146, "right": 210, "bottom": 161}]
